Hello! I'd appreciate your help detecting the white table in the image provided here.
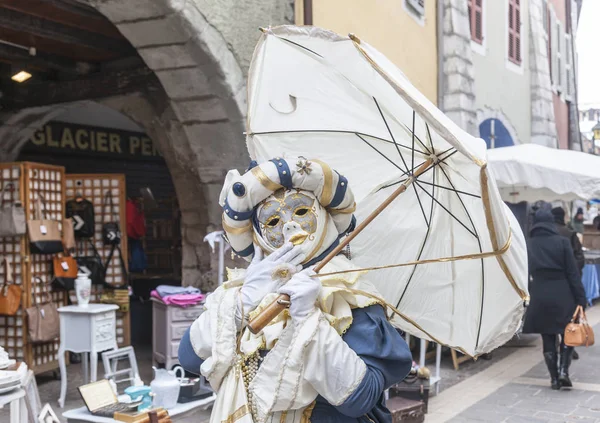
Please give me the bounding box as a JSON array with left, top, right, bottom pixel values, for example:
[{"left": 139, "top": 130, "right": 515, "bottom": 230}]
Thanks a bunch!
[
  {"left": 58, "top": 304, "right": 119, "bottom": 408},
  {"left": 0, "top": 388, "right": 27, "bottom": 423},
  {"left": 62, "top": 394, "right": 216, "bottom": 423}
]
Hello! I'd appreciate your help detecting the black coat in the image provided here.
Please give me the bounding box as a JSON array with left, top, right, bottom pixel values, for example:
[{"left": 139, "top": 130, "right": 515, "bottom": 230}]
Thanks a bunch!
[
  {"left": 555, "top": 222, "right": 585, "bottom": 274},
  {"left": 523, "top": 222, "right": 586, "bottom": 335}
]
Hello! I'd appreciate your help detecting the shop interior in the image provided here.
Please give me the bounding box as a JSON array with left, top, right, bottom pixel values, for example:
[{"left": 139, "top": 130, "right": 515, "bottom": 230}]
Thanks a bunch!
[{"left": 16, "top": 102, "right": 183, "bottom": 349}]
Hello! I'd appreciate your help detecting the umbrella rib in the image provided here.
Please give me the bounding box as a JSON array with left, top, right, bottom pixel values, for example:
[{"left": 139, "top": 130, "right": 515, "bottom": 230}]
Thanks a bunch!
[
  {"left": 426, "top": 123, "right": 435, "bottom": 151},
  {"left": 373, "top": 97, "right": 410, "bottom": 172},
  {"left": 276, "top": 36, "right": 324, "bottom": 58},
  {"left": 417, "top": 181, "right": 481, "bottom": 198},
  {"left": 411, "top": 110, "right": 416, "bottom": 171},
  {"left": 412, "top": 183, "right": 430, "bottom": 227},
  {"left": 250, "top": 130, "right": 428, "bottom": 155},
  {"left": 374, "top": 150, "right": 458, "bottom": 194},
  {"left": 414, "top": 181, "right": 479, "bottom": 239},
  {"left": 355, "top": 133, "right": 408, "bottom": 174},
  {"left": 437, "top": 165, "right": 486, "bottom": 350},
  {"left": 396, "top": 167, "right": 437, "bottom": 308},
  {"left": 402, "top": 122, "right": 432, "bottom": 155}
]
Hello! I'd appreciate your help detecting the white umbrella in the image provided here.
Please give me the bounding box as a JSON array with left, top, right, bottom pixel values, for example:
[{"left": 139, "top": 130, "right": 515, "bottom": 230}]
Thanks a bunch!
[
  {"left": 487, "top": 143, "right": 600, "bottom": 203},
  {"left": 245, "top": 26, "right": 528, "bottom": 356}
]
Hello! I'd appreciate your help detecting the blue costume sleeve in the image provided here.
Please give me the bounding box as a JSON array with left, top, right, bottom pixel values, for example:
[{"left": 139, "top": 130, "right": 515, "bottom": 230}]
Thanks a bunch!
[
  {"left": 178, "top": 327, "right": 204, "bottom": 375},
  {"left": 334, "top": 305, "right": 412, "bottom": 418}
]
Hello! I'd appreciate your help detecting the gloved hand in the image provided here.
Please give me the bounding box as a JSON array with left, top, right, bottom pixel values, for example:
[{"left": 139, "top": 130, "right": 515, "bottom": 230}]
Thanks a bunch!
[
  {"left": 237, "top": 243, "right": 305, "bottom": 327},
  {"left": 278, "top": 268, "right": 321, "bottom": 323}
]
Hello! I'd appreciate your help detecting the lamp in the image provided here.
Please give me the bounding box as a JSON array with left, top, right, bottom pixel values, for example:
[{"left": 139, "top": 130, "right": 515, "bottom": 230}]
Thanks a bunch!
[{"left": 11, "top": 70, "right": 32, "bottom": 83}]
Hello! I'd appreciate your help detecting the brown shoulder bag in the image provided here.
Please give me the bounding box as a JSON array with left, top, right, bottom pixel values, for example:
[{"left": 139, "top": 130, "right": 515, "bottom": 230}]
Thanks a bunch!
[
  {"left": 565, "top": 305, "right": 595, "bottom": 347},
  {"left": 0, "top": 257, "right": 22, "bottom": 315}
]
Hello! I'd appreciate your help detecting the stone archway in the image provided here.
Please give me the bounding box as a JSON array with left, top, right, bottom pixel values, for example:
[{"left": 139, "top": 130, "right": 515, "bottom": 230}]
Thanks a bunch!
[{"left": 0, "top": 0, "right": 294, "bottom": 290}]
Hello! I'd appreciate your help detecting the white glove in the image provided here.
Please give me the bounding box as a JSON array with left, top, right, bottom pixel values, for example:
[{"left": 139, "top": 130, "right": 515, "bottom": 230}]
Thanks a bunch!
[
  {"left": 236, "top": 243, "right": 305, "bottom": 327},
  {"left": 278, "top": 268, "right": 321, "bottom": 323}
]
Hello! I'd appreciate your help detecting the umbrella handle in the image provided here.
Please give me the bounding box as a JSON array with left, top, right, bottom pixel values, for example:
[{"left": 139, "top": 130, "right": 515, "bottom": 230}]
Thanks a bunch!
[{"left": 247, "top": 158, "right": 434, "bottom": 334}]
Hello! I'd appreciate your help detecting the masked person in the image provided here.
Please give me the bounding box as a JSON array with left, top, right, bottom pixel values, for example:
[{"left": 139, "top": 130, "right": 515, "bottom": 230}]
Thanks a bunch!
[{"left": 178, "top": 157, "right": 412, "bottom": 422}]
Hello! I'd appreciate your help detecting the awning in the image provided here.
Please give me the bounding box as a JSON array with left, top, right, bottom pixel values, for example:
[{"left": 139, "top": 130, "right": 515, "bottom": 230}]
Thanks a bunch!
[{"left": 487, "top": 144, "right": 600, "bottom": 203}]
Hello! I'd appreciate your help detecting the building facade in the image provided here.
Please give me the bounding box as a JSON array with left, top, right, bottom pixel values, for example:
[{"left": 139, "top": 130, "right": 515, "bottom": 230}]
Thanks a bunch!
[
  {"left": 296, "top": 0, "right": 438, "bottom": 104},
  {"left": 440, "top": 0, "right": 581, "bottom": 150}
]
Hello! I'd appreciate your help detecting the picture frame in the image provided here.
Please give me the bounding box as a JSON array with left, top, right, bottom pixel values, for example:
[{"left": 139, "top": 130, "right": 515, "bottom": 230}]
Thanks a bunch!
[{"left": 23, "top": 370, "right": 42, "bottom": 423}]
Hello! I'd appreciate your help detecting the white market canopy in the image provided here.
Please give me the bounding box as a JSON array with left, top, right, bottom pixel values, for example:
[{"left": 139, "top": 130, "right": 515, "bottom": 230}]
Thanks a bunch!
[{"left": 487, "top": 143, "right": 600, "bottom": 203}]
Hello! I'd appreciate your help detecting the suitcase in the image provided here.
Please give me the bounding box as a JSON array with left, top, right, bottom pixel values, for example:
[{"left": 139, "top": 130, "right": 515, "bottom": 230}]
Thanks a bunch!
[
  {"left": 387, "top": 397, "right": 425, "bottom": 423},
  {"left": 389, "top": 376, "right": 430, "bottom": 413}
]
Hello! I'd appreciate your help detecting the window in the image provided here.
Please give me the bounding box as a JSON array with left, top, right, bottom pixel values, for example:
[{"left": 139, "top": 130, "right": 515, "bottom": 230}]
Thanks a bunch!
[
  {"left": 406, "top": 0, "right": 425, "bottom": 16},
  {"left": 468, "top": 0, "right": 483, "bottom": 44},
  {"left": 508, "top": 0, "right": 522, "bottom": 65},
  {"left": 542, "top": 0, "right": 551, "bottom": 79},
  {"left": 556, "top": 21, "right": 563, "bottom": 94},
  {"left": 565, "top": 33, "right": 573, "bottom": 100},
  {"left": 549, "top": 7, "right": 558, "bottom": 89}
]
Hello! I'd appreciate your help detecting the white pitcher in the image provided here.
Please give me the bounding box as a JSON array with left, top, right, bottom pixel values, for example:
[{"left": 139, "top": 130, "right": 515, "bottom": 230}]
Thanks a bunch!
[{"left": 151, "top": 366, "right": 184, "bottom": 409}]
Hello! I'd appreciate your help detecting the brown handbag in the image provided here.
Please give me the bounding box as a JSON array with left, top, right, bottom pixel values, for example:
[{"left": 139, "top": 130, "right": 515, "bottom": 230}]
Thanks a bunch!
[
  {"left": 0, "top": 257, "right": 22, "bottom": 316},
  {"left": 25, "top": 279, "right": 60, "bottom": 343},
  {"left": 52, "top": 254, "right": 78, "bottom": 291},
  {"left": 565, "top": 305, "right": 595, "bottom": 347},
  {"left": 27, "top": 196, "right": 63, "bottom": 255}
]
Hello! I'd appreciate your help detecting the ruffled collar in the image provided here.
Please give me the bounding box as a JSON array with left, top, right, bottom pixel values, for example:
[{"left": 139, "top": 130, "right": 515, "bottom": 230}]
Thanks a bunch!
[{"left": 225, "top": 256, "right": 383, "bottom": 358}]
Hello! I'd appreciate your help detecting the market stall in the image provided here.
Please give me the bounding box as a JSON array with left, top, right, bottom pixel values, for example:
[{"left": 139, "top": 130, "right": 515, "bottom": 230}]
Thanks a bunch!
[{"left": 488, "top": 144, "right": 600, "bottom": 304}]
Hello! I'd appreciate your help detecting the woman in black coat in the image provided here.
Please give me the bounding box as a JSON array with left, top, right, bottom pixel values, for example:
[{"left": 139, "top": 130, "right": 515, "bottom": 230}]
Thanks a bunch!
[{"left": 523, "top": 210, "right": 586, "bottom": 390}]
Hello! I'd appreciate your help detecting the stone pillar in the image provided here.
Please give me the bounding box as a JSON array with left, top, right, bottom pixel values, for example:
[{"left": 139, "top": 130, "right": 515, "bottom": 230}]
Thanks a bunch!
[
  {"left": 440, "top": 0, "right": 478, "bottom": 136},
  {"left": 529, "top": 0, "right": 558, "bottom": 147}
]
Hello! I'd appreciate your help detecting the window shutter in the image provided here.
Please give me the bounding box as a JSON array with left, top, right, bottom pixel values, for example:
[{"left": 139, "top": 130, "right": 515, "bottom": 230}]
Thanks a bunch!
[
  {"left": 550, "top": 10, "right": 558, "bottom": 88},
  {"left": 560, "top": 25, "right": 567, "bottom": 97},
  {"left": 469, "top": 0, "right": 484, "bottom": 44},
  {"left": 565, "top": 34, "right": 573, "bottom": 99},
  {"left": 508, "top": 0, "right": 521, "bottom": 64}
]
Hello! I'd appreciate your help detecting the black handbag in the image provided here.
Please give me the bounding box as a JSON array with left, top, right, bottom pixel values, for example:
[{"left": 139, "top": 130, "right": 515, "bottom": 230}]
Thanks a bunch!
[
  {"left": 102, "top": 191, "right": 121, "bottom": 246},
  {"left": 76, "top": 240, "right": 105, "bottom": 286},
  {"left": 104, "top": 243, "right": 128, "bottom": 288},
  {"left": 66, "top": 197, "right": 95, "bottom": 239}
]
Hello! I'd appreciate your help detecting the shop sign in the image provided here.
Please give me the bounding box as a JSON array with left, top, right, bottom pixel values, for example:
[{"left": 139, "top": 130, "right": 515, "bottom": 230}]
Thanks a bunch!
[{"left": 23, "top": 121, "right": 163, "bottom": 161}]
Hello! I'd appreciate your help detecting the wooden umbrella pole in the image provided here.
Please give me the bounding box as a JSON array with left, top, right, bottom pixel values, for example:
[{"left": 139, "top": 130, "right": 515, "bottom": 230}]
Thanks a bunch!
[{"left": 248, "top": 158, "right": 434, "bottom": 334}]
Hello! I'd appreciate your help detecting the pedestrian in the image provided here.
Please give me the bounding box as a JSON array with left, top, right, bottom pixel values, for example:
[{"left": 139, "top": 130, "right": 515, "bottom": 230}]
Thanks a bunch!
[
  {"left": 523, "top": 210, "right": 587, "bottom": 390},
  {"left": 551, "top": 207, "right": 585, "bottom": 275},
  {"left": 572, "top": 207, "right": 585, "bottom": 235}
]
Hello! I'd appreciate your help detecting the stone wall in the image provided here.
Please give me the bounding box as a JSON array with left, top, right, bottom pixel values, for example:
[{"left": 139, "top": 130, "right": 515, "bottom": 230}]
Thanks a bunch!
[
  {"left": 528, "top": 0, "right": 558, "bottom": 147},
  {"left": 440, "top": 0, "right": 478, "bottom": 136}
]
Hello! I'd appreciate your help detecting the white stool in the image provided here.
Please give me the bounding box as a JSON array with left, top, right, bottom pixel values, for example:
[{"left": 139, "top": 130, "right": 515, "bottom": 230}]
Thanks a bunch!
[{"left": 57, "top": 304, "right": 119, "bottom": 408}]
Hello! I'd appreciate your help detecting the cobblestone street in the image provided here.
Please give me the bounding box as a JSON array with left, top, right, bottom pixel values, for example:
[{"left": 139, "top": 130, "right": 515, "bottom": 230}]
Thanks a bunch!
[{"left": 429, "top": 304, "right": 600, "bottom": 422}]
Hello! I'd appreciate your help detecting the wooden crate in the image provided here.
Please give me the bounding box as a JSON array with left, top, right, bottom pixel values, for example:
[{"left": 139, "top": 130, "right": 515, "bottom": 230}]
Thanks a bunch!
[
  {"left": 0, "top": 162, "right": 67, "bottom": 374},
  {"left": 65, "top": 174, "right": 130, "bottom": 347}
]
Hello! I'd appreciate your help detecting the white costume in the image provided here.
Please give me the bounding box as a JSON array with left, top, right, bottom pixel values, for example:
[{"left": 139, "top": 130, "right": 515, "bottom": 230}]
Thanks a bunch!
[{"left": 186, "top": 158, "right": 411, "bottom": 422}]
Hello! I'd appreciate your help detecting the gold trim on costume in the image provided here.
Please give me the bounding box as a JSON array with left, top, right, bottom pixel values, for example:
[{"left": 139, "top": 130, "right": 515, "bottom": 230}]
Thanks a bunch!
[
  {"left": 252, "top": 166, "right": 283, "bottom": 192},
  {"left": 280, "top": 411, "right": 288, "bottom": 422},
  {"left": 329, "top": 202, "right": 357, "bottom": 215},
  {"left": 222, "top": 404, "right": 250, "bottom": 423},
  {"left": 305, "top": 216, "right": 329, "bottom": 262},
  {"left": 222, "top": 216, "right": 253, "bottom": 235},
  {"left": 301, "top": 401, "right": 316, "bottom": 423},
  {"left": 311, "top": 159, "right": 334, "bottom": 206}
]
